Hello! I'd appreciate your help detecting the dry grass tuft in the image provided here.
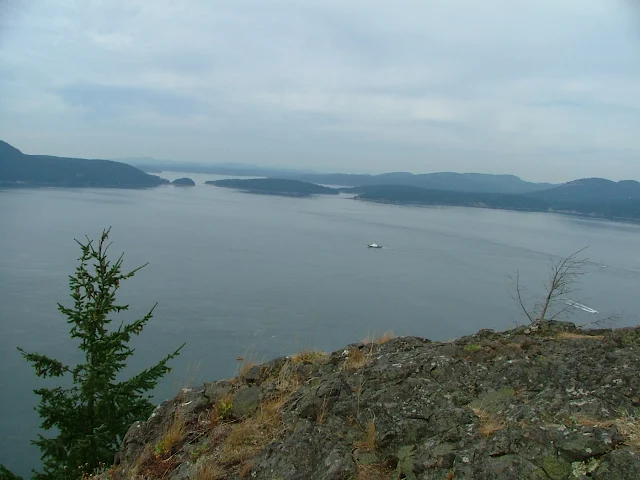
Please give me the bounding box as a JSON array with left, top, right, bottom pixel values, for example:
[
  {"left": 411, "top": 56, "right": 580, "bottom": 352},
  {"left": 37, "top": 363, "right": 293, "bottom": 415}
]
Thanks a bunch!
[
  {"left": 193, "top": 461, "right": 225, "bottom": 480},
  {"left": 218, "top": 371, "right": 296, "bottom": 466},
  {"left": 275, "top": 360, "right": 302, "bottom": 394},
  {"left": 239, "top": 461, "right": 253, "bottom": 478},
  {"left": 471, "top": 407, "right": 506, "bottom": 437},
  {"left": 156, "top": 413, "right": 187, "bottom": 457},
  {"left": 362, "top": 331, "right": 395, "bottom": 345},
  {"left": 220, "top": 420, "right": 261, "bottom": 465},
  {"left": 316, "top": 396, "right": 330, "bottom": 425},
  {"left": 556, "top": 332, "right": 605, "bottom": 341},
  {"left": 356, "top": 417, "right": 377, "bottom": 452},
  {"left": 238, "top": 360, "right": 258, "bottom": 378},
  {"left": 291, "top": 349, "right": 328, "bottom": 364},
  {"left": 355, "top": 461, "right": 393, "bottom": 480},
  {"left": 572, "top": 415, "right": 615, "bottom": 428},
  {"left": 375, "top": 330, "right": 395, "bottom": 344},
  {"left": 615, "top": 411, "right": 640, "bottom": 448},
  {"left": 343, "top": 346, "right": 373, "bottom": 371},
  {"left": 219, "top": 401, "right": 284, "bottom": 465},
  {"left": 208, "top": 360, "right": 303, "bottom": 469},
  {"left": 132, "top": 445, "right": 180, "bottom": 479}
]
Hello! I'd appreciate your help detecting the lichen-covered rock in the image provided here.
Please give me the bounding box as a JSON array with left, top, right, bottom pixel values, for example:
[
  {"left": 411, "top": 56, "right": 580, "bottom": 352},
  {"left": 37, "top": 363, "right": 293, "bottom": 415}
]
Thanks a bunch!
[
  {"left": 231, "top": 386, "right": 261, "bottom": 418},
  {"left": 591, "top": 450, "right": 640, "bottom": 479},
  {"left": 102, "top": 321, "right": 640, "bottom": 480},
  {"left": 204, "top": 379, "right": 233, "bottom": 403}
]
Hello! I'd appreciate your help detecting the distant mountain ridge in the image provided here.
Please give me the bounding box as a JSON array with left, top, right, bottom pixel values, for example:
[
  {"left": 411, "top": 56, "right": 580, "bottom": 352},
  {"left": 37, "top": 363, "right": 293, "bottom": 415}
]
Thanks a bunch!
[
  {"left": 119, "top": 157, "right": 318, "bottom": 177},
  {"left": 281, "top": 171, "right": 557, "bottom": 194},
  {"left": 118, "top": 157, "right": 554, "bottom": 194},
  {"left": 0, "top": 141, "right": 168, "bottom": 188}
]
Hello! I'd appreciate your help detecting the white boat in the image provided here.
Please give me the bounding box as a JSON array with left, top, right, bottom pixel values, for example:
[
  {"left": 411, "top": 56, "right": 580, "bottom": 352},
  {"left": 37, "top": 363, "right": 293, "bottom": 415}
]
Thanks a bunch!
[
  {"left": 564, "top": 300, "right": 598, "bottom": 314},
  {"left": 367, "top": 243, "right": 383, "bottom": 249}
]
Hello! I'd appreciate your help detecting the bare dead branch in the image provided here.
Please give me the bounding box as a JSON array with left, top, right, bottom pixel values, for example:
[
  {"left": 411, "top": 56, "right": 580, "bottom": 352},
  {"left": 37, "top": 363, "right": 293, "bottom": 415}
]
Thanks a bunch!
[
  {"left": 509, "top": 270, "right": 535, "bottom": 323},
  {"left": 511, "top": 247, "right": 590, "bottom": 324},
  {"left": 580, "top": 313, "right": 622, "bottom": 329}
]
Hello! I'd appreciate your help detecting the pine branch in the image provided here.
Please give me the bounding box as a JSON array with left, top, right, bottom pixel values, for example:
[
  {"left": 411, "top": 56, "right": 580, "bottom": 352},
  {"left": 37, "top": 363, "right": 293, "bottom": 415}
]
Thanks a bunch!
[
  {"left": 0, "top": 465, "right": 24, "bottom": 480},
  {"left": 17, "top": 349, "right": 70, "bottom": 378}
]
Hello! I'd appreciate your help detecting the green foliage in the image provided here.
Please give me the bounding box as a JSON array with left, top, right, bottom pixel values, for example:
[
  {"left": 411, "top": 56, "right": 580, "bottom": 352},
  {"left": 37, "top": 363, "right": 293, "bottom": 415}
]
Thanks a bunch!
[
  {"left": 18, "top": 228, "right": 184, "bottom": 480},
  {"left": 393, "top": 445, "right": 417, "bottom": 480},
  {"left": 0, "top": 465, "right": 24, "bottom": 480},
  {"left": 190, "top": 443, "right": 210, "bottom": 460},
  {"left": 464, "top": 343, "right": 482, "bottom": 352},
  {"left": 218, "top": 397, "right": 234, "bottom": 420}
]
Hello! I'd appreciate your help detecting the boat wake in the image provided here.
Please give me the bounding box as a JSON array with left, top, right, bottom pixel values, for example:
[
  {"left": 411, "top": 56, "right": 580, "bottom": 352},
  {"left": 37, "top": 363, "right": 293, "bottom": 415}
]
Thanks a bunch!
[{"left": 564, "top": 300, "right": 598, "bottom": 314}]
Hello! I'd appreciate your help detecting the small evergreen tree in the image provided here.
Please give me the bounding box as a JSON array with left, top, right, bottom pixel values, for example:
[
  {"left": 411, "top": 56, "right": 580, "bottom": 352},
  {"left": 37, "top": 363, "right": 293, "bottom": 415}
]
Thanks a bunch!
[
  {"left": 0, "top": 465, "right": 23, "bottom": 480},
  {"left": 16, "top": 228, "right": 184, "bottom": 479}
]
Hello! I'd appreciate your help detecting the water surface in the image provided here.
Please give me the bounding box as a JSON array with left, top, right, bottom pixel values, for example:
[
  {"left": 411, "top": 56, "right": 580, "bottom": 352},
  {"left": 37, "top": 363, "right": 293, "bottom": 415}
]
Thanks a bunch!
[{"left": 2, "top": 173, "right": 639, "bottom": 475}]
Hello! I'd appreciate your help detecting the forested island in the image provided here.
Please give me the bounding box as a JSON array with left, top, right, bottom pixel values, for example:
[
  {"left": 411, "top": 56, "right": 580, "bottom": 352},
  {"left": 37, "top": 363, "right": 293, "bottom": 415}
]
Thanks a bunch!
[
  {"left": 172, "top": 177, "right": 196, "bottom": 186},
  {"left": 343, "top": 178, "right": 640, "bottom": 222},
  {"left": 205, "top": 178, "right": 339, "bottom": 197},
  {"left": 4, "top": 138, "right": 640, "bottom": 221},
  {"left": 0, "top": 140, "right": 168, "bottom": 188}
]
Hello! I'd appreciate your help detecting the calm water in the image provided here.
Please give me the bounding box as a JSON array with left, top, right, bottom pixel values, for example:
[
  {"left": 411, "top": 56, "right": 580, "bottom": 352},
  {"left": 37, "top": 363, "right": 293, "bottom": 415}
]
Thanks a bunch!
[{"left": 2, "top": 172, "right": 640, "bottom": 476}]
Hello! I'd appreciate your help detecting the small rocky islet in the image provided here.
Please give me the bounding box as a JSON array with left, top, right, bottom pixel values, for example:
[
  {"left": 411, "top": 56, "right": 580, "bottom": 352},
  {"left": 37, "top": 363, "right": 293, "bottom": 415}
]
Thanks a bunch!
[
  {"left": 99, "top": 321, "right": 640, "bottom": 479},
  {"left": 172, "top": 178, "right": 196, "bottom": 186}
]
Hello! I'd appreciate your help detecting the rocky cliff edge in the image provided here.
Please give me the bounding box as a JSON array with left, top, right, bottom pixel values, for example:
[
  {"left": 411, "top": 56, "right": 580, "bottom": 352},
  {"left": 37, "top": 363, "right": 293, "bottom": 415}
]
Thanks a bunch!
[{"left": 98, "top": 321, "right": 640, "bottom": 479}]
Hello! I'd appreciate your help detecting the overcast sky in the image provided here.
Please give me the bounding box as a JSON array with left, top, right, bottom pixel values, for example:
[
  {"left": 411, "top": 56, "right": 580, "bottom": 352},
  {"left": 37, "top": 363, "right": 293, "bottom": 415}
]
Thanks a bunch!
[{"left": 1, "top": 1, "right": 639, "bottom": 182}]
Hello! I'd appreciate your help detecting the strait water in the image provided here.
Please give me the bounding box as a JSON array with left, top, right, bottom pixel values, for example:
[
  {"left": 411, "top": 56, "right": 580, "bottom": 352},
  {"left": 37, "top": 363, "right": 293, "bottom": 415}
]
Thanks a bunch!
[{"left": 2, "top": 173, "right": 639, "bottom": 476}]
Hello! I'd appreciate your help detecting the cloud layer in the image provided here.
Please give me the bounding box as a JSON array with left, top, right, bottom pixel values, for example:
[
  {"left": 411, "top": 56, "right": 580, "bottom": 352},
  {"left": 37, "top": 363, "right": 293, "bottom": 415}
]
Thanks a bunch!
[{"left": 1, "top": 0, "right": 639, "bottom": 181}]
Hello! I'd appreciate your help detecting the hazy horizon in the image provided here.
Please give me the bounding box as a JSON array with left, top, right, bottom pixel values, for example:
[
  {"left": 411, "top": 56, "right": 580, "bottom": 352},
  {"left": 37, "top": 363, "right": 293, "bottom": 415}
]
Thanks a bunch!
[{"left": 2, "top": 1, "right": 640, "bottom": 182}]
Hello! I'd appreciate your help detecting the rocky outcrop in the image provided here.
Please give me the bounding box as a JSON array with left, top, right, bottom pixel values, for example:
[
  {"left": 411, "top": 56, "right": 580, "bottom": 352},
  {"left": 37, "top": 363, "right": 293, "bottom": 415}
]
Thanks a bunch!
[{"left": 99, "top": 321, "right": 640, "bottom": 479}]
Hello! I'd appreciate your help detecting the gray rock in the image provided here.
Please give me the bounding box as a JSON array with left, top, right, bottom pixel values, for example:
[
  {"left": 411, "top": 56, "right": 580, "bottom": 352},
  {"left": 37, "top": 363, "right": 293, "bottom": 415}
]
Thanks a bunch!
[
  {"left": 102, "top": 322, "right": 640, "bottom": 480},
  {"left": 232, "top": 386, "right": 261, "bottom": 418},
  {"left": 242, "top": 364, "right": 263, "bottom": 385},
  {"left": 203, "top": 380, "right": 233, "bottom": 403},
  {"left": 557, "top": 429, "right": 615, "bottom": 461},
  {"left": 175, "top": 388, "right": 208, "bottom": 418},
  {"left": 592, "top": 449, "right": 640, "bottom": 479}
]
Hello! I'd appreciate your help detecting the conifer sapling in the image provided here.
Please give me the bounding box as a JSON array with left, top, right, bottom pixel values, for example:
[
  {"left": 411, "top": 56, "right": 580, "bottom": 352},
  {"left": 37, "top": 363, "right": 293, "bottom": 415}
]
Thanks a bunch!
[{"left": 17, "top": 228, "right": 184, "bottom": 479}]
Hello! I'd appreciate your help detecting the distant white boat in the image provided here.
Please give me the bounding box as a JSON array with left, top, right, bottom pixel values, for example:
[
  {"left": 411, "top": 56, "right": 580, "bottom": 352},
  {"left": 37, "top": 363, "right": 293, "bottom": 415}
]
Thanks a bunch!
[
  {"left": 599, "top": 257, "right": 606, "bottom": 268},
  {"left": 367, "top": 243, "right": 383, "bottom": 249},
  {"left": 564, "top": 300, "right": 598, "bottom": 314}
]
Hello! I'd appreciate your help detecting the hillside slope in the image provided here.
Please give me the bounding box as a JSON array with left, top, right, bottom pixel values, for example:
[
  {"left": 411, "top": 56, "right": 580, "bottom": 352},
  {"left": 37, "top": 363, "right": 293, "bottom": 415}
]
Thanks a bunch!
[
  {"left": 528, "top": 178, "right": 640, "bottom": 202},
  {"left": 0, "top": 141, "right": 168, "bottom": 188},
  {"left": 345, "top": 179, "right": 640, "bottom": 221},
  {"left": 102, "top": 321, "right": 640, "bottom": 480}
]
